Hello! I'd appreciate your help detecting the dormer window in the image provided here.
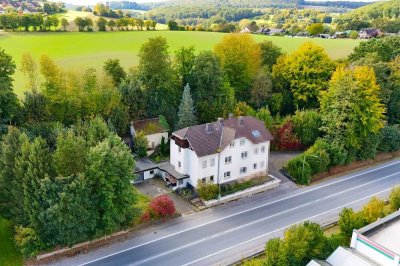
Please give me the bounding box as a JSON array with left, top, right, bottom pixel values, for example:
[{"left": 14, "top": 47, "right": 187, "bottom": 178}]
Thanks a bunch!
[{"left": 240, "top": 139, "right": 245, "bottom": 146}]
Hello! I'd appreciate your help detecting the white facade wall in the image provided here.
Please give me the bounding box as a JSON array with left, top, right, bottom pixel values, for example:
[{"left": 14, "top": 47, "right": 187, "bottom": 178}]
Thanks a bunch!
[
  {"left": 146, "top": 132, "right": 168, "bottom": 150},
  {"left": 170, "top": 137, "right": 270, "bottom": 188}
]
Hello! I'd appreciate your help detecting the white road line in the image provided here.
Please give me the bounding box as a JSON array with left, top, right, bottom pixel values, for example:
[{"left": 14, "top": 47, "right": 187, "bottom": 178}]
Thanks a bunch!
[
  {"left": 183, "top": 187, "right": 394, "bottom": 266},
  {"left": 78, "top": 160, "right": 400, "bottom": 266},
  {"left": 129, "top": 171, "right": 400, "bottom": 266}
]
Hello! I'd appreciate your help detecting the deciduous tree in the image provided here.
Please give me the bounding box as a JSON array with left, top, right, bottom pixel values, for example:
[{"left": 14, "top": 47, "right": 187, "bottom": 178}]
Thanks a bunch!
[
  {"left": 189, "top": 51, "right": 235, "bottom": 123},
  {"left": 214, "top": 33, "right": 262, "bottom": 101},
  {"left": 320, "top": 66, "right": 385, "bottom": 152},
  {"left": 272, "top": 42, "right": 335, "bottom": 109}
]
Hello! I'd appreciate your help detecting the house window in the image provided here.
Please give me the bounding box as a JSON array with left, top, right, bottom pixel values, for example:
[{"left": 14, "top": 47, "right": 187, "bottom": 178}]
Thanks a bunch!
[
  {"left": 240, "top": 139, "right": 245, "bottom": 146},
  {"left": 210, "top": 158, "right": 215, "bottom": 167},
  {"left": 202, "top": 160, "right": 207, "bottom": 168},
  {"left": 253, "top": 163, "right": 257, "bottom": 170},
  {"left": 225, "top": 156, "right": 232, "bottom": 164},
  {"left": 179, "top": 147, "right": 182, "bottom": 153},
  {"left": 241, "top": 151, "right": 248, "bottom": 159},
  {"left": 260, "top": 161, "right": 265, "bottom": 168},
  {"left": 261, "top": 146, "right": 266, "bottom": 153},
  {"left": 230, "top": 141, "right": 235, "bottom": 147},
  {"left": 201, "top": 177, "right": 206, "bottom": 183},
  {"left": 209, "top": 175, "right": 215, "bottom": 182},
  {"left": 150, "top": 170, "right": 154, "bottom": 175},
  {"left": 224, "top": 171, "right": 231, "bottom": 179},
  {"left": 240, "top": 167, "right": 247, "bottom": 174},
  {"left": 178, "top": 161, "right": 181, "bottom": 168}
]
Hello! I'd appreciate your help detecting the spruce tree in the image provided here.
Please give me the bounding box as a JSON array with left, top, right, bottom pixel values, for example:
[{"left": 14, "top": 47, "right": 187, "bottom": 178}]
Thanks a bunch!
[{"left": 177, "top": 84, "right": 197, "bottom": 129}]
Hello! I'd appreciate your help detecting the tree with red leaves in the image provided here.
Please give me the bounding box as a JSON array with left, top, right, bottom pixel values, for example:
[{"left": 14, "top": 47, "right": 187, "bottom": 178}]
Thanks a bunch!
[{"left": 149, "top": 195, "right": 176, "bottom": 220}]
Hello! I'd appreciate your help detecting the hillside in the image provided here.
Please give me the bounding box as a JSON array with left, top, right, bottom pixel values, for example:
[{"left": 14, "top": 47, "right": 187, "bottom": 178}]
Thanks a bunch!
[
  {"left": 157, "top": 0, "right": 296, "bottom": 8},
  {"left": 344, "top": 0, "right": 400, "bottom": 20}
]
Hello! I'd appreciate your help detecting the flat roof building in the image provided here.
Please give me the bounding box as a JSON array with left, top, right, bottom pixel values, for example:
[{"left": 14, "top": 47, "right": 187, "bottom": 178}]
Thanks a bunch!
[{"left": 308, "top": 210, "right": 400, "bottom": 266}]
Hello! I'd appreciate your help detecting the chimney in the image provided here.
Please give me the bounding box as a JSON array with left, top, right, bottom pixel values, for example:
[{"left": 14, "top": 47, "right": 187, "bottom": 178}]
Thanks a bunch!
[
  {"left": 218, "top": 117, "right": 224, "bottom": 125},
  {"left": 206, "top": 123, "right": 212, "bottom": 134},
  {"left": 238, "top": 116, "right": 244, "bottom": 126},
  {"left": 229, "top": 113, "right": 233, "bottom": 119}
]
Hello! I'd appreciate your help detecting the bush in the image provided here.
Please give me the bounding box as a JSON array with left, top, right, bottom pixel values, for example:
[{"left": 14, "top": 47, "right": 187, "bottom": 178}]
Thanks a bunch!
[
  {"left": 338, "top": 208, "right": 366, "bottom": 242},
  {"left": 356, "top": 133, "right": 379, "bottom": 160},
  {"left": 264, "top": 238, "right": 282, "bottom": 266},
  {"left": 197, "top": 181, "right": 218, "bottom": 200},
  {"left": 312, "top": 138, "right": 348, "bottom": 167},
  {"left": 389, "top": 186, "right": 400, "bottom": 212},
  {"left": 286, "top": 155, "right": 312, "bottom": 185},
  {"left": 273, "top": 119, "right": 303, "bottom": 151},
  {"left": 305, "top": 146, "right": 331, "bottom": 175},
  {"left": 378, "top": 125, "right": 400, "bottom": 152},
  {"left": 292, "top": 109, "right": 322, "bottom": 147},
  {"left": 14, "top": 226, "right": 43, "bottom": 258},
  {"left": 149, "top": 195, "right": 176, "bottom": 220},
  {"left": 134, "top": 131, "right": 148, "bottom": 158},
  {"left": 362, "top": 197, "right": 386, "bottom": 223},
  {"left": 255, "top": 106, "right": 273, "bottom": 129}
]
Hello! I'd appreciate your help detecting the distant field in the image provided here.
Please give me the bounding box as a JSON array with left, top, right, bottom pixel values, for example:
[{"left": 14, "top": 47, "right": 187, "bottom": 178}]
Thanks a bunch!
[{"left": 0, "top": 31, "right": 361, "bottom": 96}]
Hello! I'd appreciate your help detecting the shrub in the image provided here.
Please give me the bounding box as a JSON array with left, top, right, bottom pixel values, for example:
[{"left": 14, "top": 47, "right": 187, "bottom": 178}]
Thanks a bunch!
[
  {"left": 304, "top": 146, "right": 331, "bottom": 175},
  {"left": 197, "top": 181, "right": 218, "bottom": 200},
  {"left": 286, "top": 155, "right": 312, "bottom": 185},
  {"left": 378, "top": 125, "right": 400, "bottom": 152},
  {"left": 362, "top": 197, "right": 386, "bottom": 223},
  {"left": 255, "top": 106, "right": 273, "bottom": 129},
  {"left": 134, "top": 131, "right": 148, "bottom": 158},
  {"left": 389, "top": 186, "right": 400, "bottom": 212},
  {"left": 312, "top": 138, "right": 348, "bottom": 167},
  {"left": 292, "top": 109, "right": 322, "bottom": 147},
  {"left": 234, "top": 101, "right": 256, "bottom": 116},
  {"left": 273, "top": 119, "right": 303, "bottom": 151},
  {"left": 14, "top": 226, "right": 43, "bottom": 258},
  {"left": 356, "top": 133, "right": 379, "bottom": 160},
  {"left": 338, "top": 208, "right": 366, "bottom": 242},
  {"left": 140, "top": 210, "right": 151, "bottom": 223},
  {"left": 264, "top": 238, "right": 282, "bottom": 266},
  {"left": 149, "top": 195, "right": 176, "bottom": 219}
]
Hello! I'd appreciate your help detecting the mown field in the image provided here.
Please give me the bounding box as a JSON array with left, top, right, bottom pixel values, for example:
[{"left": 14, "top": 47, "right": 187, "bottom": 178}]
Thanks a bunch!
[
  {"left": 0, "top": 217, "right": 23, "bottom": 266},
  {"left": 0, "top": 31, "right": 361, "bottom": 96}
]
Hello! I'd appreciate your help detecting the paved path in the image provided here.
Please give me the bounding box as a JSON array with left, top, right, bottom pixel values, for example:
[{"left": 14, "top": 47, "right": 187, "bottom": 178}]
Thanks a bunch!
[{"left": 51, "top": 159, "right": 400, "bottom": 266}]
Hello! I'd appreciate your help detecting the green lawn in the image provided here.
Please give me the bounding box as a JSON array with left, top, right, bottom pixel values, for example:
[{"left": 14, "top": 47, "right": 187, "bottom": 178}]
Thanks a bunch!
[
  {"left": 0, "top": 217, "right": 23, "bottom": 266},
  {"left": 0, "top": 31, "right": 361, "bottom": 96}
]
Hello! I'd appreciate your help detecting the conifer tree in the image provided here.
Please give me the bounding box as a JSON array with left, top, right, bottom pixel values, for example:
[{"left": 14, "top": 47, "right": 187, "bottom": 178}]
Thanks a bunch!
[{"left": 177, "top": 84, "right": 197, "bottom": 129}]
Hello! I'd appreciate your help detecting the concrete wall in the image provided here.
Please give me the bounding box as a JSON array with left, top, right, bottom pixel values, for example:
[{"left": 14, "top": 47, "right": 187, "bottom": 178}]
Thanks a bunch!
[
  {"left": 202, "top": 176, "right": 280, "bottom": 207},
  {"left": 146, "top": 132, "right": 168, "bottom": 150}
]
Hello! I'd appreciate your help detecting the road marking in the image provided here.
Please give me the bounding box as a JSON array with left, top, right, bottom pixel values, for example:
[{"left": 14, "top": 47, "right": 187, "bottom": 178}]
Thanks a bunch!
[
  {"left": 129, "top": 171, "right": 400, "bottom": 265},
  {"left": 78, "top": 160, "right": 400, "bottom": 266},
  {"left": 182, "top": 187, "right": 394, "bottom": 266}
]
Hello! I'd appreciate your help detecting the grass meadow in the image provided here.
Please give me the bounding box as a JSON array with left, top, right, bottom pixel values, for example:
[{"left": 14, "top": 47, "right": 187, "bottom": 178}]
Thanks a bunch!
[{"left": 0, "top": 31, "right": 361, "bottom": 96}]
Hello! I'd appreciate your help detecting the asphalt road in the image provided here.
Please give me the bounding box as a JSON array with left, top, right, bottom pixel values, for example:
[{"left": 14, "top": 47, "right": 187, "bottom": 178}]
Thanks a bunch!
[{"left": 52, "top": 159, "right": 400, "bottom": 266}]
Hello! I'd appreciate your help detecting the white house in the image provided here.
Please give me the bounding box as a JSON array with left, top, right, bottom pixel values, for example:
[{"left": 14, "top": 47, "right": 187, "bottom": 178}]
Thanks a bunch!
[
  {"left": 131, "top": 117, "right": 168, "bottom": 153},
  {"left": 169, "top": 116, "right": 273, "bottom": 189}
]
